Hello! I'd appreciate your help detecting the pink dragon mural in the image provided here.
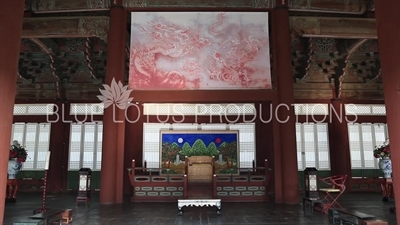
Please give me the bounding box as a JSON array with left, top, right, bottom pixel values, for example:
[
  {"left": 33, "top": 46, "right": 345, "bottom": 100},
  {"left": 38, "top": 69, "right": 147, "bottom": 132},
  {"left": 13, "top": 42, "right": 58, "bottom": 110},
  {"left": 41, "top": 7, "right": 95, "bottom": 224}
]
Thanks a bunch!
[{"left": 129, "top": 12, "right": 271, "bottom": 90}]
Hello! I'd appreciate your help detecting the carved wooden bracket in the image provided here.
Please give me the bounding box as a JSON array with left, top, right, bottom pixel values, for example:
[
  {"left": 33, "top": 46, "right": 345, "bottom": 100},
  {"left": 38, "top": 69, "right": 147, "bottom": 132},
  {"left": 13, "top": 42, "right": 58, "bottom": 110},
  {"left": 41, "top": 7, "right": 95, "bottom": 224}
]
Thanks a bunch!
[
  {"left": 22, "top": 17, "right": 109, "bottom": 42},
  {"left": 290, "top": 16, "right": 377, "bottom": 39}
]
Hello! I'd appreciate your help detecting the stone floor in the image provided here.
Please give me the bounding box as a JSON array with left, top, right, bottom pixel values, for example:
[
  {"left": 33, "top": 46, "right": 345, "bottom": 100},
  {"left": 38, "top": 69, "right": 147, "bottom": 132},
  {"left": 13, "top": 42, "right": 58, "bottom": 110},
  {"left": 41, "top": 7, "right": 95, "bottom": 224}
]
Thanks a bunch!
[{"left": 4, "top": 192, "right": 397, "bottom": 225}]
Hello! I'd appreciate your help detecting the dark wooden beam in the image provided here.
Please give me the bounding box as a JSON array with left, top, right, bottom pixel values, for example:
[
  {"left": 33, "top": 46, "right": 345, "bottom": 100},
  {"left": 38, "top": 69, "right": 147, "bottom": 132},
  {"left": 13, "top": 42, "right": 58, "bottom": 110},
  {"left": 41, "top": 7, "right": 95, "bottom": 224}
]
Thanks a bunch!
[
  {"left": 30, "top": 0, "right": 109, "bottom": 13},
  {"left": 27, "top": 0, "right": 275, "bottom": 12},
  {"left": 290, "top": 16, "right": 377, "bottom": 39},
  {"left": 27, "top": 0, "right": 375, "bottom": 13},
  {"left": 288, "top": 0, "right": 367, "bottom": 14},
  {"left": 123, "top": 0, "right": 274, "bottom": 9},
  {"left": 22, "top": 17, "right": 109, "bottom": 41}
]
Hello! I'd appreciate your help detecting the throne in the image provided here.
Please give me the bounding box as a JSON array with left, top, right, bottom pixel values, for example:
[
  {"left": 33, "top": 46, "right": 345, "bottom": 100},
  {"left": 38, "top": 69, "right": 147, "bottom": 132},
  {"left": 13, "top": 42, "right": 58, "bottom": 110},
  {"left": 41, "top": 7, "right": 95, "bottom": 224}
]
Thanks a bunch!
[{"left": 185, "top": 156, "right": 215, "bottom": 183}]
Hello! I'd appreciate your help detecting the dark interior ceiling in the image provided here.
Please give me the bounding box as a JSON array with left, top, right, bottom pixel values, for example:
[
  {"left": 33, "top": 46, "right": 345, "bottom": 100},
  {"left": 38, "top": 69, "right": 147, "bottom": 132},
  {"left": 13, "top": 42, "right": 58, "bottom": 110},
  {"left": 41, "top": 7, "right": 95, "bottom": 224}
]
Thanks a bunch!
[{"left": 16, "top": 0, "right": 382, "bottom": 101}]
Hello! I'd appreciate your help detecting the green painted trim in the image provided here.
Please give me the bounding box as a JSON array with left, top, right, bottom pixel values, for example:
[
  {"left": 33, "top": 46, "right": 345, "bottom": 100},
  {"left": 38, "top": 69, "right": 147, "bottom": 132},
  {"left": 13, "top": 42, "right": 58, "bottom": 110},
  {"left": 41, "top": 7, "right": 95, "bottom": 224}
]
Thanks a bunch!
[{"left": 17, "top": 171, "right": 45, "bottom": 179}]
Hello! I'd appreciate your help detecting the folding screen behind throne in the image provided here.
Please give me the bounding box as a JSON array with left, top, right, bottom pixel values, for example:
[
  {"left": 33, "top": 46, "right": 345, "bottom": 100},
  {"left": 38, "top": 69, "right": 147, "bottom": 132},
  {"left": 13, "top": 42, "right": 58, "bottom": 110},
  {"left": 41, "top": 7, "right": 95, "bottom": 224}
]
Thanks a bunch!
[{"left": 161, "top": 130, "right": 239, "bottom": 198}]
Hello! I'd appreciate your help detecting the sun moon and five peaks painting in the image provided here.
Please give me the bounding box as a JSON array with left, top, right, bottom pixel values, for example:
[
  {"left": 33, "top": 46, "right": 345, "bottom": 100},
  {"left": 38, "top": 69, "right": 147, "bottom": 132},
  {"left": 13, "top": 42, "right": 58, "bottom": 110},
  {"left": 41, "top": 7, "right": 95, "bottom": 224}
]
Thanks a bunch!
[{"left": 129, "top": 12, "right": 271, "bottom": 90}]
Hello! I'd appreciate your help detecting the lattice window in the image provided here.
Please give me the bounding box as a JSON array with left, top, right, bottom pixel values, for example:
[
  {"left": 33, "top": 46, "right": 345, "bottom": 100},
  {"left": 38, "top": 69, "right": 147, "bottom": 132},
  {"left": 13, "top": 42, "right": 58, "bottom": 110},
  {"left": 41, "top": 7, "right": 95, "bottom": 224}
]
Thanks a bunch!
[
  {"left": 228, "top": 123, "right": 256, "bottom": 168},
  {"left": 371, "top": 105, "right": 386, "bottom": 115},
  {"left": 13, "top": 104, "right": 55, "bottom": 115},
  {"left": 10, "top": 123, "right": 51, "bottom": 170},
  {"left": 143, "top": 104, "right": 171, "bottom": 115},
  {"left": 70, "top": 103, "right": 104, "bottom": 115},
  {"left": 294, "top": 104, "right": 329, "bottom": 116},
  {"left": 345, "top": 104, "right": 386, "bottom": 116},
  {"left": 348, "top": 123, "right": 388, "bottom": 169},
  {"left": 171, "top": 123, "right": 199, "bottom": 130},
  {"left": 143, "top": 123, "right": 172, "bottom": 168},
  {"left": 68, "top": 123, "right": 103, "bottom": 171},
  {"left": 143, "top": 103, "right": 256, "bottom": 116},
  {"left": 296, "top": 123, "right": 330, "bottom": 171},
  {"left": 200, "top": 124, "right": 228, "bottom": 130}
]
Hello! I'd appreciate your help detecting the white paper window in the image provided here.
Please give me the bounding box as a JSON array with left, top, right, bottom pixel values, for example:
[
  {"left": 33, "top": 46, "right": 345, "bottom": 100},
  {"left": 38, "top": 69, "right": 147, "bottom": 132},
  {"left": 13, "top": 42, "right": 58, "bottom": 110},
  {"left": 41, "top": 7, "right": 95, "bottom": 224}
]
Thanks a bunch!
[
  {"left": 10, "top": 123, "right": 51, "bottom": 170},
  {"left": 348, "top": 123, "right": 388, "bottom": 169},
  {"left": 68, "top": 123, "right": 103, "bottom": 171},
  {"left": 345, "top": 104, "right": 386, "bottom": 116},
  {"left": 296, "top": 123, "right": 330, "bottom": 171},
  {"left": 13, "top": 104, "right": 55, "bottom": 115}
]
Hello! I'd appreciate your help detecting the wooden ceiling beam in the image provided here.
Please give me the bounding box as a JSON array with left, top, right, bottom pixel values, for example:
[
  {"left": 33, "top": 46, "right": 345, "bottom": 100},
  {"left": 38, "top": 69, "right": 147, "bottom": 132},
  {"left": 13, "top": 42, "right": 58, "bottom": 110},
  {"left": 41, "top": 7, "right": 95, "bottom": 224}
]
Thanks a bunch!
[
  {"left": 27, "top": 0, "right": 109, "bottom": 13},
  {"left": 26, "top": 0, "right": 374, "bottom": 12},
  {"left": 123, "top": 0, "right": 273, "bottom": 9},
  {"left": 22, "top": 17, "right": 109, "bottom": 42},
  {"left": 290, "top": 16, "right": 377, "bottom": 39},
  {"left": 26, "top": 0, "right": 274, "bottom": 12},
  {"left": 288, "top": 0, "right": 368, "bottom": 15}
]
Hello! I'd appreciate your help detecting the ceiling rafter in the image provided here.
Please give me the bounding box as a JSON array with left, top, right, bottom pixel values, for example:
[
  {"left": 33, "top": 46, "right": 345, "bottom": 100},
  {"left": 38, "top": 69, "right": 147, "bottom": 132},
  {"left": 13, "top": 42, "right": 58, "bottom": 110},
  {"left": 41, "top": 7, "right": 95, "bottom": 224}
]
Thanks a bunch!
[
  {"left": 337, "top": 39, "right": 369, "bottom": 98},
  {"left": 28, "top": 38, "right": 61, "bottom": 99}
]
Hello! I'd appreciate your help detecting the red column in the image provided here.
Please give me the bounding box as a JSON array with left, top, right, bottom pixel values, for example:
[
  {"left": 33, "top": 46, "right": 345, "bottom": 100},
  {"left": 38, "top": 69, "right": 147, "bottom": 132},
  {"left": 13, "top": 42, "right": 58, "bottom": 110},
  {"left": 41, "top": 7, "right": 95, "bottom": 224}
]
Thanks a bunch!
[
  {"left": 272, "top": 98, "right": 284, "bottom": 203},
  {"left": 115, "top": 107, "right": 126, "bottom": 203},
  {"left": 99, "top": 1, "right": 127, "bottom": 204},
  {"left": 328, "top": 100, "right": 351, "bottom": 186},
  {"left": 47, "top": 101, "right": 67, "bottom": 193},
  {"left": 271, "top": 7, "right": 299, "bottom": 203},
  {"left": 375, "top": 0, "right": 400, "bottom": 218},
  {"left": 0, "top": 0, "right": 24, "bottom": 222},
  {"left": 124, "top": 104, "right": 142, "bottom": 195}
]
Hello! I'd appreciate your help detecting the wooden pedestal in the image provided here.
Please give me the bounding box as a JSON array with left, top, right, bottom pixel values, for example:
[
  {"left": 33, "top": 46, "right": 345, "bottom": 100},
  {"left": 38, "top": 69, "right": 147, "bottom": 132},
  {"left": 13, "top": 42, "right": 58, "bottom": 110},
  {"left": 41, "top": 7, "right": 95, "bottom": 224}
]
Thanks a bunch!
[
  {"left": 360, "top": 219, "right": 388, "bottom": 225},
  {"left": 61, "top": 209, "right": 73, "bottom": 224},
  {"left": 76, "top": 197, "right": 90, "bottom": 206}
]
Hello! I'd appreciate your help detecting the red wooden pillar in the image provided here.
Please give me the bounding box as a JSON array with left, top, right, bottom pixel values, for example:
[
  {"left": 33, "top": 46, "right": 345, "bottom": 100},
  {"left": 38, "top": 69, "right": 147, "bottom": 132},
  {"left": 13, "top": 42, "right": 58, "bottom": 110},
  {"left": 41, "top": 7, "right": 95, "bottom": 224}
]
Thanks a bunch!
[
  {"left": 124, "top": 104, "right": 142, "bottom": 195},
  {"left": 115, "top": 105, "right": 126, "bottom": 203},
  {"left": 271, "top": 6, "right": 299, "bottom": 203},
  {"left": 0, "top": 0, "right": 24, "bottom": 222},
  {"left": 100, "top": 0, "right": 127, "bottom": 204},
  {"left": 328, "top": 100, "right": 351, "bottom": 186},
  {"left": 375, "top": 0, "right": 400, "bottom": 218},
  {"left": 272, "top": 98, "right": 283, "bottom": 203},
  {"left": 47, "top": 101, "right": 67, "bottom": 193}
]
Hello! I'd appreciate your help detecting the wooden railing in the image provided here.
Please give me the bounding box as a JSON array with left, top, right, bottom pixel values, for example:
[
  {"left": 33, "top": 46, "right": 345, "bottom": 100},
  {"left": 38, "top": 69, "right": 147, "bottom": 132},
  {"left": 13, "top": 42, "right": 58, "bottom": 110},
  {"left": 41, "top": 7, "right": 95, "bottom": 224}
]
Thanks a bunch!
[
  {"left": 212, "top": 159, "right": 272, "bottom": 202},
  {"left": 127, "top": 159, "right": 187, "bottom": 202},
  {"left": 128, "top": 159, "right": 272, "bottom": 202},
  {"left": 17, "top": 178, "right": 44, "bottom": 192},
  {"left": 349, "top": 177, "right": 384, "bottom": 192}
]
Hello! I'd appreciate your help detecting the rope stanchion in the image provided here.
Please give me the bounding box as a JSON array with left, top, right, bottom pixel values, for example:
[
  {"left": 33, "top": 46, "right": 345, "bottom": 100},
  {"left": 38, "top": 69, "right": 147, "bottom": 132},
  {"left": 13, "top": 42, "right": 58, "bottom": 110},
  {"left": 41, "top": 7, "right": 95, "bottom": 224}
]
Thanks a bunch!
[{"left": 33, "top": 169, "right": 49, "bottom": 214}]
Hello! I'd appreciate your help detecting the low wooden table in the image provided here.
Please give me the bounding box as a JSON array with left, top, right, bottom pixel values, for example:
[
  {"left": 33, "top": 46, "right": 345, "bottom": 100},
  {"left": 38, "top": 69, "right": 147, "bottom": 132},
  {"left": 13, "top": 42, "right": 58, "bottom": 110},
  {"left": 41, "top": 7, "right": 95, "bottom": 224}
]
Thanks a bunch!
[
  {"left": 29, "top": 209, "right": 64, "bottom": 225},
  {"left": 13, "top": 218, "right": 46, "bottom": 225},
  {"left": 332, "top": 208, "right": 377, "bottom": 225},
  {"left": 178, "top": 199, "right": 221, "bottom": 215},
  {"left": 14, "top": 209, "right": 64, "bottom": 225}
]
